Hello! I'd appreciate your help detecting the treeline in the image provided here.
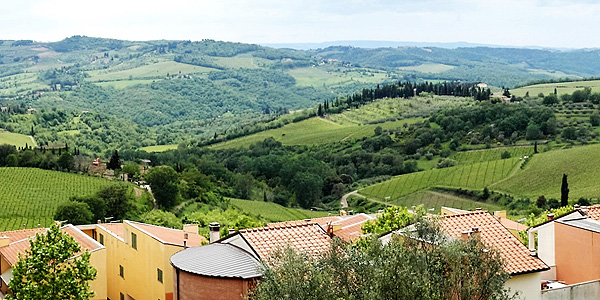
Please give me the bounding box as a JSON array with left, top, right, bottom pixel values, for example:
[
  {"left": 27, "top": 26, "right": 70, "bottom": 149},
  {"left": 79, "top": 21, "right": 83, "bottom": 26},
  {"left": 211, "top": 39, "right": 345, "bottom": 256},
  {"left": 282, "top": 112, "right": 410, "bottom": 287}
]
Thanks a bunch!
[
  {"left": 514, "top": 77, "right": 600, "bottom": 89},
  {"left": 321, "top": 81, "right": 491, "bottom": 113}
]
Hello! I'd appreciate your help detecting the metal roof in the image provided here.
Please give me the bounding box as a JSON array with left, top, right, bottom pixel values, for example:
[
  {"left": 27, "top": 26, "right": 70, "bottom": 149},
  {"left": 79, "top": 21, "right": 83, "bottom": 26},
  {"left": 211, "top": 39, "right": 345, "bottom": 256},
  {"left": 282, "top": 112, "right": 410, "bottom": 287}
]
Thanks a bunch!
[
  {"left": 557, "top": 217, "right": 600, "bottom": 233},
  {"left": 170, "top": 243, "right": 262, "bottom": 279}
]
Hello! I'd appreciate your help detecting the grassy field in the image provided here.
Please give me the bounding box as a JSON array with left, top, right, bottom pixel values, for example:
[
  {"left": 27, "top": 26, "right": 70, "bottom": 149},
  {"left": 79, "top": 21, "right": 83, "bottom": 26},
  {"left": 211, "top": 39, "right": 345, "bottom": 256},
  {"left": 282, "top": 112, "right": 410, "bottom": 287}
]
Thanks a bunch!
[
  {"left": 0, "top": 168, "right": 120, "bottom": 230},
  {"left": 87, "top": 61, "right": 218, "bottom": 82},
  {"left": 397, "top": 63, "right": 455, "bottom": 73},
  {"left": 229, "top": 198, "right": 330, "bottom": 222},
  {"left": 491, "top": 144, "right": 600, "bottom": 200},
  {"left": 0, "top": 131, "right": 36, "bottom": 148},
  {"left": 209, "top": 117, "right": 422, "bottom": 150},
  {"left": 387, "top": 190, "right": 502, "bottom": 213},
  {"left": 511, "top": 80, "right": 600, "bottom": 97},
  {"left": 451, "top": 146, "right": 534, "bottom": 164},
  {"left": 288, "top": 67, "right": 389, "bottom": 87},
  {"left": 360, "top": 157, "right": 520, "bottom": 201},
  {"left": 139, "top": 144, "right": 178, "bottom": 153}
]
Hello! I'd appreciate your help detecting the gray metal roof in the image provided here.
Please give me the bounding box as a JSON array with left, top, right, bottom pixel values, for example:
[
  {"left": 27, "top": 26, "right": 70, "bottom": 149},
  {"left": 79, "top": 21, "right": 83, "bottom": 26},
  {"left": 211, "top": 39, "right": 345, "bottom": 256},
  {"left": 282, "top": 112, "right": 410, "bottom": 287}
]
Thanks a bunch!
[
  {"left": 170, "top": 243, "right": 263, "bottom": 279},
  {"left": 557, "top": 217, "right": 600, "bottom": 233}
]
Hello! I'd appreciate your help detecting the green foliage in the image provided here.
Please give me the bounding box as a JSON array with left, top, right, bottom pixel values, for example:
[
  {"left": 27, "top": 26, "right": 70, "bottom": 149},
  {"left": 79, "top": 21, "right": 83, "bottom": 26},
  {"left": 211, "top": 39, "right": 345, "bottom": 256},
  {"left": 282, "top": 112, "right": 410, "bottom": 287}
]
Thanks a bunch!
[
  {"left": 138, "top": 210, "right": 182, "bottom": 229},
  {"left": 524, "top": 206, "right": 574, "bottom": 227},
  {"left": 361, "top": 206, "right": 417, "bottom": 235},
  {"left": 186, "top": 207, "right": 265, "bottom": 237},
  {"left": 229, "top": 198, "right": 329, "bottom": 222},
  {"left": 54, "top": 201, "right": 92, "bottom": 225},
  {"left": 251, "top": 220, "right": 513, "bottom": 300},
  {"left": 7, "top": 224, "right": 97, "bottom": 300},
  {"left": 107, "top": 150, "right": 120, "bottom": 170},
  {"left": 146, "top": 166, "right": 180, "bottom": 209}
]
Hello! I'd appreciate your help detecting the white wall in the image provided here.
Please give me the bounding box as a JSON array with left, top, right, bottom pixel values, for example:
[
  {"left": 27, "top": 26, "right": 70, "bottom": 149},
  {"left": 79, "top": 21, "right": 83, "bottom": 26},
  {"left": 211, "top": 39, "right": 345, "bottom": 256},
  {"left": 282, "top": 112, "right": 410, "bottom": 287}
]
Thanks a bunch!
[
  {"left": 505, "top": 272, "right": 542, "bottom": 300},
  {"left": 541, "top": 280, "right": 600, "bottom": 300}
]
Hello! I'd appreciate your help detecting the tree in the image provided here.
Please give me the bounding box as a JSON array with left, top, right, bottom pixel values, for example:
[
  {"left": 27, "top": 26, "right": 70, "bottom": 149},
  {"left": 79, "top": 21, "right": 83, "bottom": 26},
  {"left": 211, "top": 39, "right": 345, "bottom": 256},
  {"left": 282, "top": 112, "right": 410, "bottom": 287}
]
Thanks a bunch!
[
  {"left": 374, "top": 126, "right": 383, "bottom": 136},
  {"left": 561, "top": 174, "right": 569, "bottom": 207},
  {"left": 501, "top": 150, "right": 511, "bottom": 159},
  {"left": 145, "top": 166, "right": 180, "bottom": 209},
  {"left": 58, "top": 151, "right": 74, "bottom": 171},
  {"left": 107, "top": 150, "right": 121, "bottom": 170},
  {"left": 542, "top": 94, "right": 558, "bottom": 105},
  {"left": 590, "top": 112, "right": 600, "bottom": 126},
  {"left": 7, "top": 224, "right": 96, "bottom": 300},
  {"left": 361, "top": 206, "right": 417, "bottom": 235},
  {"left": 251, "top": 219, "right": 512, "bottom": 300},
  {"left": 138, "top": 210, "right": 182, "bottom": 229},
  {"left": 54, "top": 201, "right": 93, "bottom": 225},
  {"left": 534, "top": 141, "right": 538, "bottom": 154},
  {"left": 122, "top": 162, "right": 140, "bottom": 180},
  {"left": 96, "top": 185, "right": 133, "bottom": 220},
  {"left": 536, "top": 195, "right": 547, "bottom": 208},
  {"left": 525, "top": 123, "right": 541, "bottom": 140}
]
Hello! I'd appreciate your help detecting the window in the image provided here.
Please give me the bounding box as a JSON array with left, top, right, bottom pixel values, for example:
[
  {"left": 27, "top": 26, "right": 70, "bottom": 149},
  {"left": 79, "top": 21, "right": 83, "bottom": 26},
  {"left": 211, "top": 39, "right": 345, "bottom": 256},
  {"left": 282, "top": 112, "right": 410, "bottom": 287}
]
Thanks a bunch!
[
  {"left": 120, "top": 293, "right": 124, "bottom": 300},
  {"left": 157, "top": 268, "right": 163, "bottom": 283},
  {"left": 119, "top": 265, "right": 124, "bottom": 278},
  {"left": 131, "top": 232, "right": 137, "bottom": 250},
  {"left": 99, "top": 233, "right": 104, "bottom": 245}
]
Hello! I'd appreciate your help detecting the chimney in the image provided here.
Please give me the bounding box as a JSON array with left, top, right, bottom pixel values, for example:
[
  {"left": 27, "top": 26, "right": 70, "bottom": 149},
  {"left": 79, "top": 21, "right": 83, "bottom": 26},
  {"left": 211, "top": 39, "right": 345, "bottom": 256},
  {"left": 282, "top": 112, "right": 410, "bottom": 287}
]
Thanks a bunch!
[
  {"left": 494, "top": 210, "right": 507, "bottom": 219},
  {"left": 183, "top": 224, "right": 199, "bottom": 234},
  {"left": 530, "top": 249, "right": 537, "bottom": 257},
  {"left": 547, "top": 213, "right": 555, "bottom": 221},
  {"left": 209, "top": 222, "right": 220, "bottom": 243},
  {"left": 461, "top": 230, "right": 473, "bottom": 241},
  {"left": 0, "top": 236, "right": 9, "bottom": 247},
  {"left": 471, "top": 227, "right": 480, "bottom": 239},
  {"left": 574, "top": 204, "right": 580, "bottom": 209},
  {"left": 475, "top": 208, "right": 482, "bottom": 211},
  {"left": 228, "top": 228, "right": 236, "bottom": 235}
]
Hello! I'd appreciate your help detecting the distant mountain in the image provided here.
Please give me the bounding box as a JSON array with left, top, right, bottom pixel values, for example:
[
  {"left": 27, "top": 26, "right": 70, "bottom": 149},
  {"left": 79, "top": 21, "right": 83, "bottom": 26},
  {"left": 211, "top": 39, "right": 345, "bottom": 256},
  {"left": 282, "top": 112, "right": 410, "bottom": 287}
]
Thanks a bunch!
[{"left": 261, "top": 40, "right": 572, "bottom": 51}]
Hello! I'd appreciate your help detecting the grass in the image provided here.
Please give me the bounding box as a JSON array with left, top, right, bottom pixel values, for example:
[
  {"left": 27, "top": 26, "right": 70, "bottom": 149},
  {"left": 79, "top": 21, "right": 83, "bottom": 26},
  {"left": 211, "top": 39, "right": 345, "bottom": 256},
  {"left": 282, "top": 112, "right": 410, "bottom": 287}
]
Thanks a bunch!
[
  {"left": 491, "top": 143, "right": 600, "bottom": 200},
  {"left": 209, "top": 117, "right": 423, "bottom": 150},
  {"left": 0, "top": 131, "right": 36, "bottom": 148},
  {"left": 451, "top": 146, "right": 534, "bottom": 164},
  {"left": 511, "top": 80, "right": 600, "bottom": 97},
  {"left": 212, "top": 55, "right": 265, "bottom": 69},
  {"left": 139, "top": 144, "right": 178, "bottom": 153},
  {"left": 229, "top": 198, "right": 330, "bottom": 222},
  {"left": 360, "top": 157, "right": 520, "bottom": 201},
  {"left": 87, "top": 61, "right": 218, "bottom": 82},
  {"left": 0, "top": 167, "right": 120, "bottom": 230},
  {"left": 397, "top": 63, "right": 455, "bottom": 73},
  {"left": 387, "top": 190, "right": 502, "bottom": 213},
  {"left": 288, "top": 67, "right": 389, "bottom": 87}
]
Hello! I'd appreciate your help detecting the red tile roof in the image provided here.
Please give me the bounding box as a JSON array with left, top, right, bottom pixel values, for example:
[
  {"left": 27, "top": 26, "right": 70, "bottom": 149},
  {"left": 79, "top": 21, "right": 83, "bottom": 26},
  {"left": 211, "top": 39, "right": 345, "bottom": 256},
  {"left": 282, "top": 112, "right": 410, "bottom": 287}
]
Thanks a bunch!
[
  {"left": 98, "top": 223, "right": 125, "bottom": 239},
  {"left": 239, "top": 222, "right": 331, "bottom": 260},
  {"left": 127, "top": 221, "right": 207, "bottom": 247},
  {"left": 441, "top": 211, "right": 549, "bottom": 275},
  {"left": 0, "top": 228, "right": 46, "bottom": 243},
  {"left": 0, "top": 225, "right": 103, "bottom": 266},
  {"left": 267, "top": 214, "right": 375, "bottom": 242},
  {"left": 582, "top": 205, "right": 600, "bottom": 221},
  {"left": 499, "top": 218, "right": 529, "bottom": 232}
]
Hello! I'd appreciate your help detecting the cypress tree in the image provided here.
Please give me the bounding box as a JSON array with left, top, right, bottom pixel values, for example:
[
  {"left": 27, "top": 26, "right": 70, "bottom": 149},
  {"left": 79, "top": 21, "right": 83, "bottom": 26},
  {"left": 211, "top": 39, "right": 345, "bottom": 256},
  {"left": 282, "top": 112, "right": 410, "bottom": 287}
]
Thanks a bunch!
[{"left": 561, "top": 174, "right": 569, "bottom": 207}]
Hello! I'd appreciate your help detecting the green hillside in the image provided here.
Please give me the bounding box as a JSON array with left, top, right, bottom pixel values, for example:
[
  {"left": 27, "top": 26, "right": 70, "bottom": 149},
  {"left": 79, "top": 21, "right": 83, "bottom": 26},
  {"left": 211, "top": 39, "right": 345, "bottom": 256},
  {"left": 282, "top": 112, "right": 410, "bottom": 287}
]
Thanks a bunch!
[
  {"left": 229, "top": 198, "right": 330, "bottom": 222},
  {"left": 387, "top": 190, "right": 502, "bottom": 213},
  {"left": 0, "top": 130, "right": 36, "bottom": 148},
  {"left": 491, "top": 144, "right": 600, "bottom": 200},
  {"left": 511, "top": 80, "right": 600, "bottom": 97},
  {"left": 0, "top": 167, "right": 121, "bottom": 230}
]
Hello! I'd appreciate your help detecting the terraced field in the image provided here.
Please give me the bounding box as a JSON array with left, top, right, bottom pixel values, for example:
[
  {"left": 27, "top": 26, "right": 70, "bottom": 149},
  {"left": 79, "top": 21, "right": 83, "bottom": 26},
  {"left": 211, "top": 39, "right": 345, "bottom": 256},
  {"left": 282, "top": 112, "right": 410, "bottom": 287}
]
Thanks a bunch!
[
  {"left": 0, "top": 168, "right": 121, "bottom": 230},
  {"left": 511, "top": 80, "right": 600, "bottom": 97},
  {"left": 387, "top": 190, "right": 502, "bottom": 213},
  {"left": 229, "top": 198, "right": 330, "bottom": 222},
  {"left": 360, "top": 157, "right": 520, "bottom": 201},
  {"left": 491, "top": 144, "right": 600, "bottom": 200}
]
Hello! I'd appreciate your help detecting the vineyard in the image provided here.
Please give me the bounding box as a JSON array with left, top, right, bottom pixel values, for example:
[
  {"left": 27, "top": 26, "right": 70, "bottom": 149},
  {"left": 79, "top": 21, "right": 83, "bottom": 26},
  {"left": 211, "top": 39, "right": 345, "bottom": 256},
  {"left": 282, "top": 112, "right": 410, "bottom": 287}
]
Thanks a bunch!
[
  {"left": 0, "top": 168, "right": 120, "bottom": 231},
  {"left": 229, "top": 198, "right": 330, "bottom": 222},
  {"left": 360, "top": 157, "right": 520, "bottom": 202},
  {"left": 451, "top": 146, "right": 534, "bottom": 164},
  {"left": 387, "top": 190, "right": 502, "bottom": 213}
]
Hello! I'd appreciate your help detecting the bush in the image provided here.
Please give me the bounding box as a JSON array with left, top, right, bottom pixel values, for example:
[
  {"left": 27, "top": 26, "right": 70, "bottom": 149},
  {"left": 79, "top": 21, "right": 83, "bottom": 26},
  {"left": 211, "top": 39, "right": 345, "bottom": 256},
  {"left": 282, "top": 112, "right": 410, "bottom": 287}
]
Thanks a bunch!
[
  {"left": 54, "top": 201, "right": 92, "bottom": 225},
  {"left": 501, "top": 151, "right": 511, "bottom": 159}
]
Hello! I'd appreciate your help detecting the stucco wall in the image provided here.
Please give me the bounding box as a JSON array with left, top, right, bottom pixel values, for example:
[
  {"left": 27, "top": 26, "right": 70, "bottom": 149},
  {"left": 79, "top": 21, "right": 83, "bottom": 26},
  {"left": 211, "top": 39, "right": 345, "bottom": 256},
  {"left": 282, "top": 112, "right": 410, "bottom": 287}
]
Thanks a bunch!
[
  {"left": 555, "top": 222, "right": 600, "bottom": 284},
  {"left": 505, "top": 272, "right": 542, "bottom": 300},
  {"left": 542, "top": 280, "right": 600, "bottom": 300},
  {"left": 89, "top": 248, "right": 107, "bottom": 300}
]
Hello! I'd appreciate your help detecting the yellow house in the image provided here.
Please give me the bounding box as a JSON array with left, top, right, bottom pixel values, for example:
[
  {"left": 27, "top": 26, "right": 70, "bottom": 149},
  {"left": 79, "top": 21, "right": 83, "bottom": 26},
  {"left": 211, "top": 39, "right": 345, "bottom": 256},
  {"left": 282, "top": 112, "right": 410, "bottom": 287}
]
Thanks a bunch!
[
  {"left": 78, "top": 220, "right": 206, "bottom": 300},
  {"left": 0, "top": 225, "right": 107, "bottom": 299}
]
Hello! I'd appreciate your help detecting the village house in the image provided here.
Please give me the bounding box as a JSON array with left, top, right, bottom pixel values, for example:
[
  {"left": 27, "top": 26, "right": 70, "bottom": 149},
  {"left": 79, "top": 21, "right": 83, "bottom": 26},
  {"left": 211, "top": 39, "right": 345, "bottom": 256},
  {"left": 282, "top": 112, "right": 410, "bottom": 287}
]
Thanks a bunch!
[
  {"left": 77, "top": 220, "right": 206, "bottom": 300},
  {"left": 0, "top": 225, "right": 107, "bottom": 299},
  {"left": 170, "top": 221, "right": 331, "bottom": 300},
  {"left": 382, "top": 210, "right": 549, "bottom": 300}
]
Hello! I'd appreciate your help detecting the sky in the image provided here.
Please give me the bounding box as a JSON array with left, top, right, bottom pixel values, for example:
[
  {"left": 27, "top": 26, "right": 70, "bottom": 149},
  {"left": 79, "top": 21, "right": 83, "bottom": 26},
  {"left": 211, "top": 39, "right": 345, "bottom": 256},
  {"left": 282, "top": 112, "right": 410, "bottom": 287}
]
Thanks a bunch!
[{"left": 2, "top": 0, "right": 600, "bottom": 48}]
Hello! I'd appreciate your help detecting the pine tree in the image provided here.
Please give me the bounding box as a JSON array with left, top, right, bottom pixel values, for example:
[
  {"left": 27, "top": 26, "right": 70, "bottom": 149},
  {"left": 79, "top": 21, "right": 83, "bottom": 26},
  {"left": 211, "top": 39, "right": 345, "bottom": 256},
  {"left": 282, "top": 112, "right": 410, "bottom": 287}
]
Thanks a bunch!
[
  {"left": 317, "top": 104, "right": 323, "bottom": 117},
  {"left": 561, "top": 174, "right": 569, "bottom": 207},
  {"left": 107, "top": 150, "right": 121, "bottom": 170}
]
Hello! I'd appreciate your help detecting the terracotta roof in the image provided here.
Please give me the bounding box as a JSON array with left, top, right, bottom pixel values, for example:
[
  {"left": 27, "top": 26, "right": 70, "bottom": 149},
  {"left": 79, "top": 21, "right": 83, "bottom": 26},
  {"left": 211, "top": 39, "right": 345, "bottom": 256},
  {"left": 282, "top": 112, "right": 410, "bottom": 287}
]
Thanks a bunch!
[
  {"left": 581, "top": 205, "right": 600, "bottom": 221},
  {"left": 0, "top": 228, "right": 46, "bottom": 242},
  {"left": 238, "top": 222, "right": 331, "bottom": 260},
  {"left": 499, "top": 218, "right": 529, "bottom": 231},
  {"left": 0, "top": 225, "right": 103, "bottom": 266},
  {"left": 127, "top": 221, "right": 207, "bottom": 247},
  {"left": 441, "top": 211, "right": 549, "bottom": 275},
  {"left": 267, "top": 214, "right": 375, "bottom": 242},
  {"left": 98, "top": 223, "right": 125, "bottom": 239}
]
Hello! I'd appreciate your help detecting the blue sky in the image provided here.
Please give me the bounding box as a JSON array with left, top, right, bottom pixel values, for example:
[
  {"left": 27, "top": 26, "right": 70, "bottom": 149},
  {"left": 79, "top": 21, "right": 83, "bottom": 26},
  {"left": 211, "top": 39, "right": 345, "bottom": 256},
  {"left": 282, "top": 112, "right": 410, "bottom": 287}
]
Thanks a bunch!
[{"left": 2, "top": 0, "right": 600, "bottom": 48}]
